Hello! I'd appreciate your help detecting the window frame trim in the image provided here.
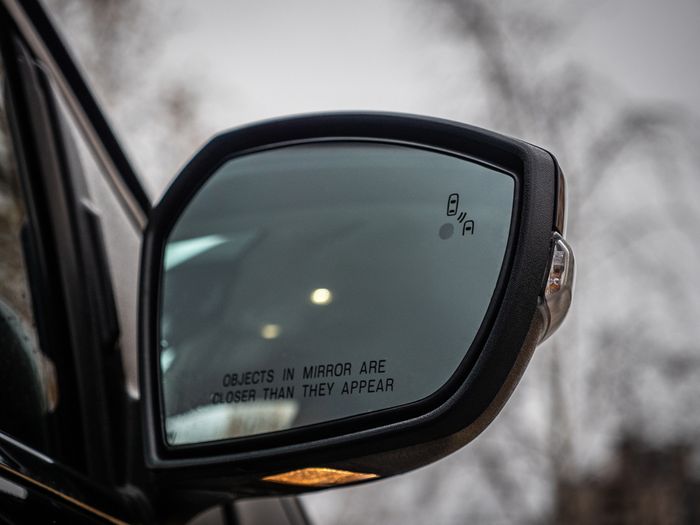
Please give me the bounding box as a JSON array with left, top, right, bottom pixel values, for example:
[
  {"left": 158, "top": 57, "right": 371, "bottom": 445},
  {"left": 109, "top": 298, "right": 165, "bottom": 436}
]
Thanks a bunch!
[{"left": 0, "top": 0, "right": 150, "bottom": 231}]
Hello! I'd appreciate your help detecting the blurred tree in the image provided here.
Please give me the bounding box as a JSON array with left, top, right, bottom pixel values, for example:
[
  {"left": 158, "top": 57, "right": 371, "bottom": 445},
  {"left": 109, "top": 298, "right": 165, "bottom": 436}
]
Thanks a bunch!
[
  {"left": 47, "top": 0, "right": 205, "bottom": 197},
  {"left": 428, "top": 1, "right": 700, "bottom": 522},
  {"left": 555, "top": 438, "right": 700, "bottom": 525},
  {"left": 307, "top": 1, "right": 700, "bottom": 523}
]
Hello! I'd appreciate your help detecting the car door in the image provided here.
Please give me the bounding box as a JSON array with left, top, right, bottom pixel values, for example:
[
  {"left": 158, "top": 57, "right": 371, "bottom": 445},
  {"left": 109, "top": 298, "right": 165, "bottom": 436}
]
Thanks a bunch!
[
  {"left": 1, "top": 2, "right": 310, "bottom": 523},
  {"left": 0, "top": 7, "right": 141, "bottom": 524}
]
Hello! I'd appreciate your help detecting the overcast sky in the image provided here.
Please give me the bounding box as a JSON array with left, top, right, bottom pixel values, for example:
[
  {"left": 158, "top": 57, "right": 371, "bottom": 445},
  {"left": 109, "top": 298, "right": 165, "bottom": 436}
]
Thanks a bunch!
[
  {"left": 156, "top": 0, "right": 700, "bottom": 118},
  {"left": 571, "top": 0, "right": 700, "bottom": 114},
  {"left": 155, "top": 0, "right": 700, "bottom": 116},
  {"left": 50, "top": 0, "right": 700, "bottom": 195}
]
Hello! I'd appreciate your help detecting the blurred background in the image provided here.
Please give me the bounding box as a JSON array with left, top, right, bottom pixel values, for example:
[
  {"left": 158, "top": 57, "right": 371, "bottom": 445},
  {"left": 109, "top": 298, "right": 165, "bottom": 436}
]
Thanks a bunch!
[{"left": 34, "top": 0, "right": 700, "bottom": 522}]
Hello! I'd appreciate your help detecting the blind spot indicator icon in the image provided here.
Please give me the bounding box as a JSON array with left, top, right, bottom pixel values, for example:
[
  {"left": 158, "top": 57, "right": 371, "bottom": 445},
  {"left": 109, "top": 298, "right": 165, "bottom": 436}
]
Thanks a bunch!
[
  {"left": 463, "top": 220, "right": 475, "bottom": 235},
  {"left": 446, "top": 193, "right": 459, "bottom": 216}
]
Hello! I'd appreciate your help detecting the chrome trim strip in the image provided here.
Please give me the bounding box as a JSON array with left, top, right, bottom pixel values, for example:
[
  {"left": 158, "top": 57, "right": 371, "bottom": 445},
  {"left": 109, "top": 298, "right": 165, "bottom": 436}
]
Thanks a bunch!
[
  {"left": 3, "top": 0, "right": 148, "bottom": 231},
  {"left": 0, "top": 431, "right": 54, "bottom": 465},
  {"left": 0, "top": 464, "right": 129, "bottom": 525}
]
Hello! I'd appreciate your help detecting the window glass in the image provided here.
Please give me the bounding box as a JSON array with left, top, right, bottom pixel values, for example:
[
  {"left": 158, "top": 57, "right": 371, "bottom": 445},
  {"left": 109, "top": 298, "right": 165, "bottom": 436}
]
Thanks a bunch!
[
  {"left": 0, "top": 51, "right": 52, "bottom": 451},
  {"left": 52, "top": 93, "right": 142, "bottom": 400}
]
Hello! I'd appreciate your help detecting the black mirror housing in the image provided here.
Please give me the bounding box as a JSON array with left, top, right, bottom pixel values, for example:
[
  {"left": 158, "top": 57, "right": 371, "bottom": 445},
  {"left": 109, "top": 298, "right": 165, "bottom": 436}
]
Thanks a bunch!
[{"left": 139, "top": 112, "right": 571, "bottom": 495}]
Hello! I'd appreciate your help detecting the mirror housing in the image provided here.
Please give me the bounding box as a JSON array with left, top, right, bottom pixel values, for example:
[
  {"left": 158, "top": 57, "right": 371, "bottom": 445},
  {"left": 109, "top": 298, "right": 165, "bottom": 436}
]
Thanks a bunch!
[{"left": 139, "top": 112, "right": 572, "bottom": 495}]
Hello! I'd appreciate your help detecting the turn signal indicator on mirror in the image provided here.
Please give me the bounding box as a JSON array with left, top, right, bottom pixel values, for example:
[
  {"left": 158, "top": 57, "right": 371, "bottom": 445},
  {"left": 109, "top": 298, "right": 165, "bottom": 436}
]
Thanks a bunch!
[{"left": 262, "top": 467, "right": 378, "bottom": 487}]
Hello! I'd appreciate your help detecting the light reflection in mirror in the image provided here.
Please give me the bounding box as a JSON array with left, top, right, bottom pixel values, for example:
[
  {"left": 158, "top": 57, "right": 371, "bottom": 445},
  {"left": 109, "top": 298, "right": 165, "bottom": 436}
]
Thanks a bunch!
[{"left": 309, "top": 288, "right": 333, "bottom": 305}]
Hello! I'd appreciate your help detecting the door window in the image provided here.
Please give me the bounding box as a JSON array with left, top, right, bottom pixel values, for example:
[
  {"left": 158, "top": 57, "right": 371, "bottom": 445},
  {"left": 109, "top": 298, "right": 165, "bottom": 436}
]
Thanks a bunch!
[{"left": 0, "top": 49, "right": 53, "bottom": 452}]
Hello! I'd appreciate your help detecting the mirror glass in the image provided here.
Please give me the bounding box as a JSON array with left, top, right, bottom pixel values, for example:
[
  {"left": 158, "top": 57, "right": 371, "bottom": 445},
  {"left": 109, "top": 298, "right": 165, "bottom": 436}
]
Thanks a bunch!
[{"left": 159, "top": 142, "right": 514, "bottom": 446}]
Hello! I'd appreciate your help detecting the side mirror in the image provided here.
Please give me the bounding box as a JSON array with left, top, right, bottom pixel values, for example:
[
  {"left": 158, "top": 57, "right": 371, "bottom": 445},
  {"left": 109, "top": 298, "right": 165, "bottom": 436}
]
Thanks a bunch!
[{"left": 139, "top": 112, "right": 573, "bottom": 494}]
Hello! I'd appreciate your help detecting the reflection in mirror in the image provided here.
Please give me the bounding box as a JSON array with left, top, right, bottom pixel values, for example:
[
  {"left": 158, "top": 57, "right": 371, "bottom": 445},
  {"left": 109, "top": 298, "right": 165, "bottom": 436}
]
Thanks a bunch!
[{"left": 160, "top": 142, "right": 514, "bottom": 445}]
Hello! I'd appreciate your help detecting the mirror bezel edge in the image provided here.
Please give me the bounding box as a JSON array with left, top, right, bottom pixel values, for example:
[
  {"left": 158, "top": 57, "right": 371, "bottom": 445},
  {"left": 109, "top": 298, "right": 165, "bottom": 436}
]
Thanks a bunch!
[{"left": 138, "top": 112, "right": 557, "bottom": 489}]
